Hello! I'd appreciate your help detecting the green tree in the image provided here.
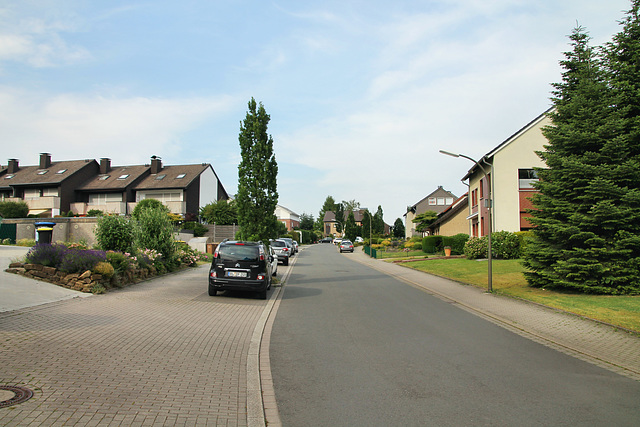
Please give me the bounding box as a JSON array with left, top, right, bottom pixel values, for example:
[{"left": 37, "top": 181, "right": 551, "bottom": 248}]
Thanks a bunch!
[
  {"left": 0, "top": 201, "right": 29, "bottom": 218},
  {"left": 412, "top": 211, "right": 438, "bottom": 233},
  {"left": 200, "top": 199, "right": 238, "bottom": 225},
  {"left": 299, "top": 212, "right": 315, "bottom": 230},
  {"left": 393, "top": 218, "right": 405, "bottom": 239},
  {"left": 373, "top": 205, "right": 384, "bottom": 234},
  {"left": 361, "top": 209, "right": 372, "bottom": 239},
  {"left": 524, "top": 18, "right": 640, "bottom": 295},
  {"left": 236, "top": 98, "right": 279, "bottom": 242},
  {"left": 132, "top": 198, "right": 169, "bottom": 220},
  {"left": 334, "top": 202, "right": 345, "bottom": 234},
  {"left": 344, "top": 211, "right": 358, "bottom": 241},
  {"left": 317, "top": 195, "right": 337, "bottom": 232}
]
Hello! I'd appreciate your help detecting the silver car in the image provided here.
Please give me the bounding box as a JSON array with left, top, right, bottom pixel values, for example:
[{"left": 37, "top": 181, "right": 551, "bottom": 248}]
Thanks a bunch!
[{"left": 271, "top": 239, "right": 291, "bottom": 265}]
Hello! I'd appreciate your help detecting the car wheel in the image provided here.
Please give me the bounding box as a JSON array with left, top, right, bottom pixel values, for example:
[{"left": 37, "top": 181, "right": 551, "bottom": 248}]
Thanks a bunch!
[{"left": 208, "top": 284, "right": 217, "bottom": 296}]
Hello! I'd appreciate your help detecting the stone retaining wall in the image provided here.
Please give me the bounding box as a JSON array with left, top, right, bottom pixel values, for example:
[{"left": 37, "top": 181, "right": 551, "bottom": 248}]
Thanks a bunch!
[{"left": 6, "top": 262, "right": 156, "bottom": 293}]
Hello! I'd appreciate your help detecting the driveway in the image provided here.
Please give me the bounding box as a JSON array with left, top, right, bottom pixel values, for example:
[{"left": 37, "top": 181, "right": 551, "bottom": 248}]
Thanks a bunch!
[{"left": 0, "top": 246, "right": 91, "bottom": 313}]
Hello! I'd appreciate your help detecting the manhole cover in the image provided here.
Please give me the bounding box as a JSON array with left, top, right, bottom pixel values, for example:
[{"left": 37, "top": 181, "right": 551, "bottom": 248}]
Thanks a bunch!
[{"left": 0, "top": 386, "right": 34, "bottom": 408}]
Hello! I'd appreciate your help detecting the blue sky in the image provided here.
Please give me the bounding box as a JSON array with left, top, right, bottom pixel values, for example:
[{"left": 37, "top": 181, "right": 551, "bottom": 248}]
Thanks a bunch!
[{"left": 0, "top": 0, "right": 632, "bottom": 224}]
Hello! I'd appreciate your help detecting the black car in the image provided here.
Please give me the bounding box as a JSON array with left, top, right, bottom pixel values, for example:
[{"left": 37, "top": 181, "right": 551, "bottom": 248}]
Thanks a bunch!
[{"left": 209, "top": 240, "right": 273, "bottom": 299}]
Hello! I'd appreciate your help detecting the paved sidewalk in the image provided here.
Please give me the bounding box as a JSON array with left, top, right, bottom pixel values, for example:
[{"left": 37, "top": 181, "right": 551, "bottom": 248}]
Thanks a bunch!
[{"left": 349, "top": 249, "right": 640, "bottom": 381}]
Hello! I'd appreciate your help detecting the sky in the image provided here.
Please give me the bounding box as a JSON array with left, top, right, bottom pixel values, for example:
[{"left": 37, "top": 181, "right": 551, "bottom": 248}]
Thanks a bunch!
[{"left": 0, "top": 0, "right": 633, "bottom": 224}]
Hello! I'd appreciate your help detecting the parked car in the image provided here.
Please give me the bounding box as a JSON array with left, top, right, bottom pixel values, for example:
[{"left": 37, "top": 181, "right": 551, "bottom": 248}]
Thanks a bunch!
[
  {"left": 333, "top": 238, "right": 343, "bottom": 246},
  {"left": 208, "top": 240, "right": 272, "bottom": 299},
  {"left": 355, "top": 236, "right": 364, "bottom": 243},
  {"left": 271, "top": 239, "right": 291, "bottom": 265},
  {"left": 320, "top": 237, "right": 332, "bottom": 243},
  {"left": 280, "top": 237, "right": 297, "bottom": 254},
  {"left": 339, "top": 240, "right": 354, "bottom": 253},
  {"left": 267, "top": 245, "right": 278, "bottom": 276}
]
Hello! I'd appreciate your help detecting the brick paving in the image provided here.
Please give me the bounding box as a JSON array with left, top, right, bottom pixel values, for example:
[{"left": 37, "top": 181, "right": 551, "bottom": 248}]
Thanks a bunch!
[{"left": 0, "top": 264, "right": 267, "bottom": 426}]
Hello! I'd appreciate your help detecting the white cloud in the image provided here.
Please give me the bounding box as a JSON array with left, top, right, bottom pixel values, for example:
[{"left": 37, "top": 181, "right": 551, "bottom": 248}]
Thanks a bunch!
[{"left": 0, "top": 88, "right": 238, "bottom": 165}]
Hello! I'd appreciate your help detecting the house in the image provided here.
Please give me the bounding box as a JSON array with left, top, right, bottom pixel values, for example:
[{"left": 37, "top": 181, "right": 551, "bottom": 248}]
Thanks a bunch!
[
  {"left": 72, "top": 158, "right": 149, "bottom": 216},
  {"left": 404, "top": 186, "right": 457, "bottom": 239},
  {"left": 324, "top": 209, "right": 390, "bottom": 237},
  {"left": 129, "top": 157, "right": 228, "bottom": 220},
  {"left": 1, "top": 154, "right": 229, "bottom": 219},
  {"left": 275, "top": 205, "right": 300, "bottom": 231},
  {"left": 0, "top": 153, "right": 99, "bottom": 217},
  {"left": 460, "top": 107, "right": 552, "bottom": 237},
  {"left": 427, "top": 193, "right": 469, "bottom": 236}
]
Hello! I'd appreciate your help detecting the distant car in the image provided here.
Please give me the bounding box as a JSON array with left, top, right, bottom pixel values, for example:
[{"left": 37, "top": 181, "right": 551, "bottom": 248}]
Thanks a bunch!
[
  {"left": 355, "top": 236, "right": 364, "bottom": 243},
  {"left": 339, "top": 240, "right": 354, "bottom": 253},
  {"left": 208, "top": 240, "right": 272, "bottom": 299},
  {"left": 271, "top": 239, "right": 291, "bottom": 265},
  {"left": 320, "top": 237, "right": 332, "bottom": 243},
  {"left": 280, "top": 237, "right": 297, "bottom": 254},
  {"left": 333, "top": 238, "right": 343, "bottom": 246}
]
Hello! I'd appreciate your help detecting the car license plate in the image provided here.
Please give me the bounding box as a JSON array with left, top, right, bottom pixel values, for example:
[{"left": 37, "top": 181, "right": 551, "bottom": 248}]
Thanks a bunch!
[{"left": 226, "top": 271, "right": 247, "bottom": 278}]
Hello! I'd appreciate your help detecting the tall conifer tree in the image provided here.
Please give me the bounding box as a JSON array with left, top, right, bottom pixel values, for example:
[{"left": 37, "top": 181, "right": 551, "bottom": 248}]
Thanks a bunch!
[{"left": 236, "top": 98, "right": 279, "bottom": 242}]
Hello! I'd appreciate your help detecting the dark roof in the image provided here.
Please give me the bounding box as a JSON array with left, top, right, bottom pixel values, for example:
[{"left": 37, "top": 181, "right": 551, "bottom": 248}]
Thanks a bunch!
[
  {"left": 0, "top": 159, "right": 96, "bottom": 187},
  {"left": 133, "top": 164, "right": 210, "bottom": 190},
  {"left": 77, "top": 165, "right": 150, "bottom": 191},
  {"left": 323, "top": 209, "right": 367, "bottom": 223}
]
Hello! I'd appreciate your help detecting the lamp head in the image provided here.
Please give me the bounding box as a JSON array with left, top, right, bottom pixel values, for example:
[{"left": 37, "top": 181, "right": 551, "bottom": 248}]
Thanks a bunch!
[{"left": 439, "top": 150, "right": 459, "bottom": 158}]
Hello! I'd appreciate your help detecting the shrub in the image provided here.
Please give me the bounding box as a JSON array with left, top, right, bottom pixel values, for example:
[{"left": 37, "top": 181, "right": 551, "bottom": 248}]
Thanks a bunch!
[
  {"left": 0, "top": 201, "right": 29, "bottom": 218},
  {"left": 181, "top": 221, "right": 208, "bottom": 237},
  {"left": 2, "top": 238, "right": 12, "bottom": 245},
  {"left": 515, "top": 231, "right": 534, "bottom": 255},
  {"left": 464, "top": 237, "right": 488, "bottom": 259},
  {"left": 95, "top": 215, "right": 134, "bottom": 253},
  {"left": 87, "top": 209, "right": 104, "bottom": 217},
  {"left": 134, "top": 207, "right": 175, "bottom": 261},
  {"left": 26, "top": 244, "right": 68, "bottom": 267},
  {"left": 93, "top": 261, "right": 115, "bottom": 279},
  {"left": 412, "top": 242, "right": 422, "bottom": 251},
  {"left": 106, "top": 251, "right": 130, "bottom": 274},
  {"left": 16, "top": 239, "right": 36, "bottom": 247},
  {"left": 491, "top": 231, "right": 521, "bottom": 259},
  {"left": 422, "top": 235, "right": 443, "bottom": 254},
  {"left": 132, "top": 199, "right": 169, "bottom": 220},
  {"left": 136, "top": 248, "right": 164, "bottom": 268},
  {"left": 58, "top": 249, "right": 106, "bottom": 273},
  {"left": 91, "top": 283, "right": 107, "bottom": 294},
  {"left": 450, "top": 233, "right": 470, "bottom": 255}
]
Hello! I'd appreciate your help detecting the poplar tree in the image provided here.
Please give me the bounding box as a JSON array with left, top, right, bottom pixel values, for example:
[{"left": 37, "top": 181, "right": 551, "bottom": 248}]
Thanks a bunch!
[{"left": 236, "top": 98, "right": 279, "bottom": 242}]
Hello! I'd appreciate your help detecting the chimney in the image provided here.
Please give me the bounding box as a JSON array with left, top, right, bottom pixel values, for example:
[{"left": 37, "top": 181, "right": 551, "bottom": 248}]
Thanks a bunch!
[
  {"left": 100, "top": 158, "right": 111, "bottom": 174},
  {"left": 150, "top": 156, "right": 162, "bottom": 174},
  {"left": 7, "top": 159, "right": 19, "bottom": 173},
  {"left": 39, "top": 153, "right": 52, "bottom": 169}
]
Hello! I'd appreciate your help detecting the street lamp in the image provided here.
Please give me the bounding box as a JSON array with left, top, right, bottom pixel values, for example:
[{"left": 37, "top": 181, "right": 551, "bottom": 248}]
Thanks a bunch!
[{"left": 439, "top": 150, "right": 493, "bottom": 292}]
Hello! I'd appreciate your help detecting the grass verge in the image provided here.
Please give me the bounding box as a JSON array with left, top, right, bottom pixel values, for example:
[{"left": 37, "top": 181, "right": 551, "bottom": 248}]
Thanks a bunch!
[{"left": 400, "top": 258, "right": 640, "bottom": 333}]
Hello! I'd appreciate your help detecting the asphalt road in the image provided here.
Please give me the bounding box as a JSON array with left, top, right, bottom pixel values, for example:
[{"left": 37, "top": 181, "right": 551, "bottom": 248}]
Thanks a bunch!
[{"left": 269, "top": 243, "right": 640, "bottom": 426}]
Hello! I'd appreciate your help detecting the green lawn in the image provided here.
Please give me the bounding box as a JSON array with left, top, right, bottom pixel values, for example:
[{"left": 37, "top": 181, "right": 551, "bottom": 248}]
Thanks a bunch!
[{"left": 399, "top": 258, "right": 640, "bottom": 333}]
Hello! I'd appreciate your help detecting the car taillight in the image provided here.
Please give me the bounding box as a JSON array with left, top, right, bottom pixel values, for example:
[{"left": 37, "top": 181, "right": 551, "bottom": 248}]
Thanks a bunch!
[
  {"left": 257, "top": 274, "right": 265, "bottom": 281},
  {"left": 260, "top": 254, "right": 265, "bottom": 261},
  {"left": 210, "top": 270, "right": 217, "bottom": 278}
]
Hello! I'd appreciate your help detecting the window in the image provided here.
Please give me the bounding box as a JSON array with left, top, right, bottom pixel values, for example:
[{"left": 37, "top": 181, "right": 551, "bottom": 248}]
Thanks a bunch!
[
  {"left": 4, "top": 174, "right": 14, "bottom": 179},
  {"left": 137, "top": 191, "right": 182, "bottom": 203},
  {"left": 56, "top": 169, "right": 67, "bottom": 174},
  {"left": 43, "top": 188, "right": 58, "bottom": 197},
  {"left": 519, "top": 169, "right": 539, "bottom": 189},
  {"left": 89, "top": 193, "right": 122, "bottom": 204},
  {"left": 24, "top": 188, "right": 41, "bottom": 198},
  {"left": 98, "top": 175, "right": 110, "bottom": 181},
  {"left": 37, "top": 170, "right": 49, "bottom": 175},
  {"left": 445, "top": 197, "right": 454, "bottom": 205},
  {"left": 428, "top": 197, "right": 436, "bottom": 205},
  {"left": 479, "top": 178, "right": 484, "bottom": 199},
  {"left": 155, "top": 174, "right": 166, "bottom": 180},
  {"left": 471, "top": 189, "right": 478, "bottom": 207},
  {"left": 437, "top": 197, "right": 445, "bottom": 205},
  {"left": 176, "top": 173, "right": 186, "bottom": 179},
  {"left": 117, "top": 174, "right": 130, "bottom": 180}
]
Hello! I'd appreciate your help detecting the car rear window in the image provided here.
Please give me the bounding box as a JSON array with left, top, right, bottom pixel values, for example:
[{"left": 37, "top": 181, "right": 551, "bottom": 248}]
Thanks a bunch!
[
  {"left": 272, "top": 241, "right": 286, "bottom": 247},
  {"left": 219, "top": 245, "right": 259, "bottom": 261}
]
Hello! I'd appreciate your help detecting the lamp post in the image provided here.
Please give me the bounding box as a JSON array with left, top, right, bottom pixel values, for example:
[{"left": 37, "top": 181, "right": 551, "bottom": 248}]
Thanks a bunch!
[{"left": 439, "top": 150, "right": 493, "bottom": 292}]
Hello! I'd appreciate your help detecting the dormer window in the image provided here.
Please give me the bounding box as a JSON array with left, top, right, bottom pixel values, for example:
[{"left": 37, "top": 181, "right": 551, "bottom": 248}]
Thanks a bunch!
[
  {"left": 56, "top": 169, "right": 67, "bottom": 174},
  {"left": 176, "top": 173, "right": 186, "bottom": 179},
  {"left": 155, "top": 174, "right": 166, "bottom": 180},
  {"left": 117, "top": 174, "right": 130, "bottom": 180},
  {"left": 99, "top": 175, "right": 110, "bottom": 181},
  {"left": 37, "top": 170, "right": 49, "bottom": 175},
  {"left": 4, "top": 174, "right": 15, "bottom": 179}
]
